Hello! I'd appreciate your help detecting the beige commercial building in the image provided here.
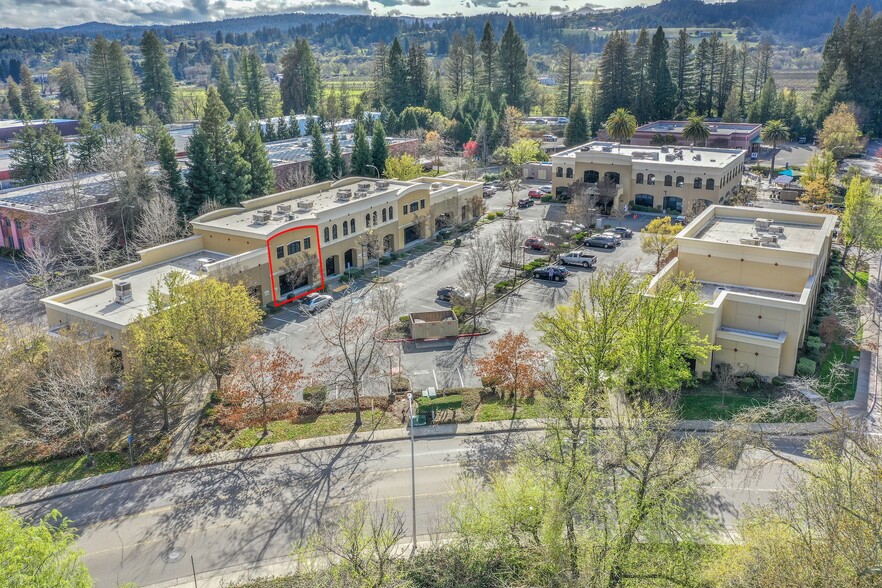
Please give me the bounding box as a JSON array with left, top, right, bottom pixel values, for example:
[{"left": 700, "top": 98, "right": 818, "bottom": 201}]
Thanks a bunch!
[
  {"left": 42, "top": 177, "right": 482, "bottom": 346},
  {"left": 550, "top": 141, "right": 745, "bottom": 215},
  {"left": 648, "top": 205, "right": 836, "bottom": 378}
]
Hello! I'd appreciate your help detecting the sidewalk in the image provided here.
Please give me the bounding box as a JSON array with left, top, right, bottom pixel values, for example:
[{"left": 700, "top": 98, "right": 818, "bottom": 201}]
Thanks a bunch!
[{"left": 0, "top": 416, "right": 837, "bottom": 509}]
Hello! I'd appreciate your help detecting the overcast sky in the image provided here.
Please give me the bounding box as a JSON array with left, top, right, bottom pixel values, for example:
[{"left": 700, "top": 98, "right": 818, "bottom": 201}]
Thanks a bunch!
[{"left": 0, "top": 0, "right": 660, "bottom": 29}]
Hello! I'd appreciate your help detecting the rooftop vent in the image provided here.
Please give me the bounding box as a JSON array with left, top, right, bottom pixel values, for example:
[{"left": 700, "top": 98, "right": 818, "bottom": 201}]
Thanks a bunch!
[
  {"left": 277, "top": 204, "right": 292, "bottom": 213},
  {"left": 271, "top": 214, "right": 285, "bottom": 222},
  {"left": 354, "top": 191, "right": 369, "bottom": 199},
  {"left": 298, "top": 200, "right": 314, "bottom": 210},
  {"left": 661, "top": 145, "right": 669, "bottom": 153},
  {"left": 252, "top": 210, "right": 271, "bottom": 224},
  {"left": 376, "top": 180, "right": 390, "bottom": 190},
  {"left": 114, "top": 281, "right": 133, "bottom": 304},
  {"left": 693, "top": 154, "right": 702, "bottom": 161},
  {"left": 357, "top": 182, "right": 371, "bottom": 191},
  {"left": 431, "top": 182, "right": 442, "bottom": 191},
  {"left": 336, "top": 189, "right": 353, "bottom": 201},
  {"left": 601, "top": 145, "right": 614, "bottom": 152}
]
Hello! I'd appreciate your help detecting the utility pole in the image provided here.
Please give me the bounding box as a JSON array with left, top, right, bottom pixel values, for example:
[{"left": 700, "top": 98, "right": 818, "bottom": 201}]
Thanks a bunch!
[{"left": 406, "top": 392, "right": 417, "bottom": 552}]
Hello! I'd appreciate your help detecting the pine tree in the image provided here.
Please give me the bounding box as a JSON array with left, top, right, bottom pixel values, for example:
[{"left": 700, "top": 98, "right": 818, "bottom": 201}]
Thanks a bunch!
[
  {"left": 234, "top": 108, "right": 275, "bottom": 198},
  {"left": 88, "top": 36, "right": 142, "bottom": 125},
  {"left": 370, "top": 42, "right": 388, "bottom": 110},
  {"left": 277, "top": 116, "right": 290, "bottom": 140},
  {"left": 173, "top": 42, "right": 189, "bottom": 80},
  {"left": 464, "top": 30, "right": 481, "bottom": 96},
  {"left": 350, "top": 121, "right": 372, "bottom": 176},
  {"left": 371, "top": 121, "right": 389, "bottom": 175},
  {"left": 146, "top": 114, "right": 189, "bottom": 213},
  {"left": 238, "top": 48, "right": 275, "bottom": 119},
  {"left": 401, "top": 109, "right": 420, "bottom": 133},
  {"left": 749, "top": 76, "right": 779, "bottom": 124},
  {"left": 647, "top": 27, "right": 676, "bottom": 121},
  {"left": 280, "top": 38, "right": 321, "bottom": 115},
  {"left": 6, "top": 78, "right": 23, "bottom": 119},
  {"left": 586, "top": 69, "right": 601, "bottom": 137},
  {"left": 385, "top": 38, "right": 408, "bottom": 114},
  {"left": 186, "top": 87, "right": 250, "bottom": 211},
  {"left": 445, "top": 33, "right": 467, "bottom": 102},
  {"left": 140, "top": 30, "right": 176, "bottom": 123},
  {"left": 480, "top": 21, "right": 497, "bottom": 98},
  {"left": 56, "top": 62, "right": 87, "bottom": 112},
  {"left": 405, "top": 44, "right": 429, "bottom": 108},
  {"left": 73, "top": 115, "right": 105, "bottom": 171},
  {"left": 722, "top": 85, "right": 742, "bottom": 121},
  {"left": 497, "top": 20, "right": 529, "bottom": 112},
  {"left": 669, "top": 28, "right": 694, "bottom": 113},
  {"left": 554, "top": 44, "right": 582, "bottom": 116},
  {"left": 425, "top": 69, "right": 444, "bottom": 113},
  {"left": 329, "top": 132, "right": 346, "bottom": 179},
  {"left": 597, "top": 31, "right": 633, "bottom": 123},
  {"left": 10, "top": 122, "right": 66, "bottom": 185},
  {"left": 310, "top": 122, "right": 331, "bottom": 181},
  {"left": 564, "top": 101, "right": 590, "bottom": 146},
  {"left": 18, "top": 64, "right": 49, "bottom": 119},
  {"left": 630, "top": 28, "right": 652, "bottom": 123},
  {"left": 215, "top": 58, "right": 239, "bottom": 116}
]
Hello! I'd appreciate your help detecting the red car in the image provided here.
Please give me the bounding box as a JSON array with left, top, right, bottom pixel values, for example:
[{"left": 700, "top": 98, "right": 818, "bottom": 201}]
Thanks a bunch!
[
  {"left": 528, "top": 189, "right": 543, "bottom": 198},
  {"left": 525, "top": 237, "right": 555, "bottom": 251}
]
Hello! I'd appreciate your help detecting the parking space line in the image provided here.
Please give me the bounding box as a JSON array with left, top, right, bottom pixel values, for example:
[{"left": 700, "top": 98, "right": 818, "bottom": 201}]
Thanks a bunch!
[{"left": 432, "top": 369, "right": 438, "bottom": 388}]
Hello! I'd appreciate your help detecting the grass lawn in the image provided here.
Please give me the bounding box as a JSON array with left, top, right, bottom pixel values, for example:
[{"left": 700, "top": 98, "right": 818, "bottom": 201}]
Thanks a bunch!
[
  {"left": 0, "top": 452, "right": 130, "bottom": 497},
  {"left": 475, "top": 397, "right": 546, "bottom": 422},
  {"left": 852, "top": 270, "right": 869, "bottom": 294},
  {"left": 230, "top": 410, "right": 400, "bottom": 449},
  {"left": 819, "top": 342, "right": 859, "bottom": 401},
  {"left": 678, "top": 393, "right": 776, "bottom": 421}
]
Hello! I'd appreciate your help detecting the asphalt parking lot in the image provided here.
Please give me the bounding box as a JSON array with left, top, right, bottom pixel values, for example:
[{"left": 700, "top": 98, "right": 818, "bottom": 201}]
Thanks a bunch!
[{"left": 259, "top": 184, "right": 657, "bottom": 396}]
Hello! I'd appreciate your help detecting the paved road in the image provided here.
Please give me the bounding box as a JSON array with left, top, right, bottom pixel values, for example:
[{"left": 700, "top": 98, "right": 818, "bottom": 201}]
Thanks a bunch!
[
  {"left": 18, "top": 431, "right": 808, "bottom": 587},
  {"left": 0, "top": 255, "right": 23, "bottom": 289}
]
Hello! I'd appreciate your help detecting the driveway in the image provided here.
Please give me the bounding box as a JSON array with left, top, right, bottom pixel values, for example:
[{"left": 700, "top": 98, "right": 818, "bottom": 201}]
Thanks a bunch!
[{"left": 0, "top": 255, "right": 23, "bottom": 289}]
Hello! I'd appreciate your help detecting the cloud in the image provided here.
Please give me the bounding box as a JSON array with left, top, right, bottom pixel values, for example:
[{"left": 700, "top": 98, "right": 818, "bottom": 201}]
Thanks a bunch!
[
  {"left": 549, "top": 4, "right": 568, "bottom": 11},
  {"left": 405, "top": 0, "right": 430, "bottom": 6}
]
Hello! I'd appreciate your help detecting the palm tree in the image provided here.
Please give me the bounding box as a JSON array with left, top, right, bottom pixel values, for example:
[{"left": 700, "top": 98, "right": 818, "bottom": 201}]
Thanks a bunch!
[
  {"left": 761, "top": 120, "right": 791, "bottom": 184},
  {"left": 605, "top": 108, "right": 637, "bottom": 150},
  {"left": 682, "top": 115, "right": 711, "bottom": 147}
]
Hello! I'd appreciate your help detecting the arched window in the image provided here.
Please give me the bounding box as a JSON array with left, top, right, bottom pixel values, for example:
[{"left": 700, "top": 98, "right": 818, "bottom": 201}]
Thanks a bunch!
[
  {"left": 664, "top": 175, "right": 673, "bottom": 187},
  {"left": 332, "top": 224, "right": 338, "bottom": 239},
  {"left": 365, "top": 214, "right": 371, "bottom": 227},
  {"left": 585, "top": 170, "right": 600, "bottom": 183},
  {"left": 556, "top": 167, "right": 563, "bottom": 177},
  {"left": 343, "top": 222, "right": 349, "bottom": 236},
  {"left": 382, "top": 208, "right": 387, "bottom": 222},
  {"left": 676, "top": 176, "right": 684, "bottom": 188},
  {"left": 693, "top": 177, "right": 703, "bottom": 189},
  {"left": 324, "top": 227, "right": 330, "bottom": 242},
  {"left": 388, "top": 206, "right": 394, "bottom": 220},
  {"left": 373, "top": 211, "right": 378, "bottom": 225},
  {"left": 566, "top": 168, "right": 573, "bottom": 178},
  {"left": 636, "top": 173, "right": 644, "bottom": 184},
  {"left": 605, "top": 172, "right": 620, "bottom": 185},
  {"left": 706, "top": 178, "right": 715, "bottom": 190},
  {"left": 647, "top": 174, "right": 656, "bottom": 185},
  {"left": 350, "top": 219, "right": 356, "bottom": 233}
]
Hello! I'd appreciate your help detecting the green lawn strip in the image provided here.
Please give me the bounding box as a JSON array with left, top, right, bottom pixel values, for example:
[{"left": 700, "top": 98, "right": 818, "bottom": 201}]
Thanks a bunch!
[
  {"left": 416, "top": 394, "right": 463, "bottom": 413},
  {"left": 0, "top": 452, "right": 130, "bottom": 497},
  {"left": 230, "top": 410, "right": 401, "bottom": 449},
  {"left": 818, "top": 343, "right": 859, "bottom": 401},
  {"left": 677, "top": 394, "right": 775, "bottom": 421},
  {"left": 475, "top": 397, "right": 545, "bottom": 422},
  {"left": 852, "top": 270, "right": 869, "bottom": 293}
]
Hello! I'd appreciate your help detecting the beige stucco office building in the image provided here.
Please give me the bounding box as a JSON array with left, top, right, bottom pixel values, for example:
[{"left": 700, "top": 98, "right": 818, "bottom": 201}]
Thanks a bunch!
[
  {"left": 648, "top": 205, "right": 836, "bottom": 378},
  {"left": 550, "top": 141, "right": 745, "bottom": 215},
  {"left": 42, "top": 177, "right": 482, "bottom": 346}
]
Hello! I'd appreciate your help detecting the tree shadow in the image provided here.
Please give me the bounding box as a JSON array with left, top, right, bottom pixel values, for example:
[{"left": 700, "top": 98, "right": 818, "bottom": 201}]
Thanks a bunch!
[{"left": 456, "top": 429, "right": 526, "bottom": 484}]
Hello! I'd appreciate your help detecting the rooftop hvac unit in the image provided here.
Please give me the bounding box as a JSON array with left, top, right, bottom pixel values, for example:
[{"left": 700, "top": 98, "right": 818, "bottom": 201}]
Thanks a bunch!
[
  {"left": 601, "top": 145, "right": 614, "bottom": 152},
  {"left": 252, "top": 210, "right": 271, "bottom": 224},
  {"left": 114, "top": 281, "right": 133, "bottom": 304},
  {"left": 661, "top": 146, "right": 669, "bottom": 153},
  {"left": 298, "top": 200, "right": 315, "bottom": 210},
  {"left": 665, "top": 153, "right": 676, "bottom": 161},
  {"left": 271, "top": 214, "right": 285, "bottom": 222},
  {"left": 376, "top": 180, "right": 390, "bottom": 189},
  {"left": 354, "top": 191, "right": 369, "bottom": 199},
  {"left": 277, "top": 204, "right": 292, "bottom": 213},
  {"left": 431, "top": 182, "right": 442, "bottom": 190},
  {"left": 336, "top": 189, "right": 352, "bottom": 201},
  {"left": 740, "top": 237, "right": 761, "bottom": 246},
  {"left": 357, "top": 182, "right": 371, "bottom": 191},
  {"left": 692, "top": 154, "right": 702, "bottom": 161},
  {"left": 196, "top": 257, "right": 217, "bottom": 265}
]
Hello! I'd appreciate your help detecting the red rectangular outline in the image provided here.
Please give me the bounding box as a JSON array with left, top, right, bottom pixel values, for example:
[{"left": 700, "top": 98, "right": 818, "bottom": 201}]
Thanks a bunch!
[{"left": 266, "top": 224, "right": 325, "bottom": 307}]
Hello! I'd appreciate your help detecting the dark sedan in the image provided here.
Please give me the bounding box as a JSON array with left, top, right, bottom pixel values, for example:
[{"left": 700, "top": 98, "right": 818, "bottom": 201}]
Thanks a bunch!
[
  {"left": 517, "top": 198, "right": 534, "bottom": 208},
  {"left": 532, "top": 266, "right": 570, "bottom": 282}
]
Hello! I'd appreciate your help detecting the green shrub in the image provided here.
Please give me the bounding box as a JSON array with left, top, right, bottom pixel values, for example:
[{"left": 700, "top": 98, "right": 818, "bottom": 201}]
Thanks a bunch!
[
  {"left": 603, "top": 224, "right": 612, "bottom": 229},
  {"left": 494, "top": 280, "right": 514, "bottom": 294},
  {"left": 416, "top": 394, "right": 463, "bottom": 413},
  {"left": 390, "top": 252, "right": 400, "bottom": 260},
  {"left": 379, "top": 256, "right": 392, "bottom": 265},
  {"left": 772, "top": 376, "right": 786, "bottom": 386},
  {"left": 738, "top": 377, "right": 757, "bottom": 391},
  {"left": 454, "top": 237, "right": 462, "bottom": 247},
  {"left": 452, "top": 305, "right": 467, "bottom": 318},
  {"left": 540, "top": 195, "right": 552, "bottom": 202},
  {"left": 391, "top": 375, "right": 411, "bottom": 392},
  {"left": 399, "top": 315, "right": 410, "bottom": 323},
  {"left": 572, "top": 231, "right": 587, "bottom": 243},
  {"left": 797, "top": 357, "right": 817, "bottom": 376},
  {"left": 523, "top": 259, "right": 546, "bottom": 272},
  {"left": 303, "top": 386, "right": 327, "bottom": 404},
  {"left": 629, "top": 204, "right": 655, "bottom": 212},
  {"left": 806, "top": 336, "right": 823, "bottom": 356},
  {"left": 701, "top": 371, "right": 713, "bottom": 382}
]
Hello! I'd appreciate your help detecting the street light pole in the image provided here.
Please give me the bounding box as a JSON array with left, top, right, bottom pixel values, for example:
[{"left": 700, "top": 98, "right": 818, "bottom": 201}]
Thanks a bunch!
[
  {"left": 406, "top": 392, "right": 417, "bottom": 552},
  {"left": 366, "top": 164, "right": 380, "bottom": 179}
]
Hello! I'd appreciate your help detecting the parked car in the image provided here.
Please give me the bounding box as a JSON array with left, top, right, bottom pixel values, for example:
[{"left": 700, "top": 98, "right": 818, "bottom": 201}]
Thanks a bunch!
[
  {"left": 532, "top": 265, "right": 570, "bottom": 282},
  {"left": 528, "top": 189, "right": 544, "bottom": 198},
  {"left": 525, "top": 236, "right": 555, "bottom": 251},
  {"left": 539, "top": 185, "right": 552, "bottom": 194},
  {"left": 542, "top": 134, "right": 558, "bottom": 142},
  {"left": 611, "top": 226, "right": 633, "bottom": 238},
  {"left": 482, "top": 184, "right": 497, "bottom": 196},
  {"left": 584, "top": 235, "right": 617, "bottom": 249},
  {"left": 560, "top": 250, "right": 598, "bottom": 268},
  {"left": 601, "top": 231, "right": 622, "bottom": 245},
  {"left": 517, "top": 198, "right": 534, "bottom": 208},
  {"left": 437, "top": 285, "right": 469, "bottom": 302},
  {"left": 560, "top": 221, "right": 587, "bottom": 233},
  {"left": 300, "top": 292, "right": 333, "bottom": 313}
]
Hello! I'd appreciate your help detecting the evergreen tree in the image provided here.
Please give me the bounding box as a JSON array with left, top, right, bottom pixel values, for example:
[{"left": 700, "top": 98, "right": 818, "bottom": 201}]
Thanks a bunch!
[
  {"left": 234, "top": 108, "right": 275, "bottom": 198},
  {"left": 426, "top": 69, "right": 444, "bottom": 113},
  {"left": 309, "top": 122, "right": 331, "bottom": 181},
  {"left": 173, "top": 42, "right": 189, "bottom": 80},
  {"left": 6, "top": 78, "right": 23, "bottom": 119},
  {"left": 56, "top": 62, "right": 87, "bottom": 112},
  {"left": 703, "top": 33, "right": 723, "bottom": 116},
  {"left": 465, "top": 29, "right": 481, "bottom": 96},
  {"left": 479, "top": 21, "right": 497, "bottom": 97},
  {"left": 647, "top": 27, "right": 676, "bottom": 121},
  {"left": 669, "top": 28, "right": 694, "bottom": 114},
  {"left": 445, "top": 33, "right": 467, "bottom": 102},
  {"left": 385, "top": 38, "right": 408, "bottom": 114},
  {"left": 215, "top": 58, "right": 239, "bottom": 116},
  {"left": 497, "top": 20, "right": 529, "bottom": 112},
  {"left": 371, "top": 121, "right": 389, "bottom": 175},
  {"left": 749, "top": 76, "right": 779, "bottom": 124},
  {"left": 554, "top": 44, "right": 582, "bottom": 116},
  {"left": 722, "top": 85, "right": 742, "bottom": 121},
  {"left": 329, "top": 131, "right": 347, "bottom": 179},
  {"left": 597, "top": 31, "right": 633, "bottom": 123},
  {"left": 401, "top": 109, "right": 420, "bottom": 133},
  {"left": 405, "top": 44, "right": 429, "bottom": 108},
  {"left": 350, "top": 121, "right": 372, "bottom": 176},
  {"left": 585, "top": 68, "right": 601, "bottom": 137},
  {"left": 140, "top": 30, "right": 176, "bottom": 123},
  {"left": 631, "top": 28, "right": 652, "bottom": 123},
  {"left": 10, "top": 122, "right": 66, "bottom": 185},
  {"left": 564, "top": 101, "right": 590, "bottom": 146},
  {"left": 73, "top": 115, "right": 105, "bottom": 171},
  {"left": 238, "top": 48, "right": 275, "bottom": 119},
  {"left": 277, "top": 116, "right": 290, "bottom": 140},
  {"left": 146, "top": 114, "right": 189, "bottom": 213},
  {"left": 370, "top": 42, "right": 388, "bottom": 110},
  {"left": 280, "top": 38, "right": 321, "bottom": 115},
  {"left": 186, "top": 87, "right": 250, "bottom": 212},
  {"left": 88, "top": 36, "right": 142, "bottom": 125},
  {"left": 19, "top": 64, "right": 49, "bottom": 119}
]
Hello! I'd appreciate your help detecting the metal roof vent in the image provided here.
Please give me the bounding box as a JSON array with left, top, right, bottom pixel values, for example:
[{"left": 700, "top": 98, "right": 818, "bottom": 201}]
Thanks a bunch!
[
  {"left": 114, "top": 281, "right": 133, "bottom": 304},
  {"left": 357, "top": 182, "right": 371, "bottom": 191},
  {"left": 431, "top": 182, "right": 442, "bottom": 191},
  {"left": 277, "top": 204, "right": 292, "bottom": 213},
  {"left": 298, "top": 200, "right": 314, "bottom": 210}
]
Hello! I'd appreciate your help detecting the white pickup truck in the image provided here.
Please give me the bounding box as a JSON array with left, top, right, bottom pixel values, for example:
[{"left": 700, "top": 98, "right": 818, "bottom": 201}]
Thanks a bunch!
[{"left": 560, "top": 250, "right": 598, "bottom": 268}]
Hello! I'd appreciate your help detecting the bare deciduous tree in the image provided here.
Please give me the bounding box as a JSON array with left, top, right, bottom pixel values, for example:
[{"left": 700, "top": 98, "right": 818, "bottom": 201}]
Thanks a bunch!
[
  {"left": 24, "top": 328, "right": 117, "bottom": 466},
  {"left": 196, "top": 198, "right": 224, "bottom": 218},
  {"left": 16, "top": 240, "right": 64, "bottom": 297},
  {"left": 276, "top": 165, "right": 315, "bottom": 191},
  {"left": 134, "top": 194, "right": 180, "bottom": 250},
  {"left": 566, "top": 181, "right": 600, "bottom": 229},
  {"left": 313, "top": 296, "right": 387, "bottom": 427},
  {"left": 67, "top": 209, "right": 115, "bottom": 273},
  {"left": 496, "top": 218, "right": 527, "bottom": 281},
  {"left": 458, "top": 235, "right": 500, "bottom": 330},
  {"left": 371, "top": 282, "right": 403, "bottom": 329}
]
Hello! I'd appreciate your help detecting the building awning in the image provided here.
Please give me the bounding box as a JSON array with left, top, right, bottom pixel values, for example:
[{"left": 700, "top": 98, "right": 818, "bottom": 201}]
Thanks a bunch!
[
  {"left": 751, "top": 136, "right": 762, "bottom": 143},
  {"left": 773, "top": 175, "right": 795, "bottom": 185}
]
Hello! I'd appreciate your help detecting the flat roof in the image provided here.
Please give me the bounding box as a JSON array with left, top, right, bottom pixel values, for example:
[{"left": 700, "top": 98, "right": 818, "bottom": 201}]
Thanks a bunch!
[
  {"left": 0, "top": 118, "right": 77, "bottom": 130},
  {"left": 693, "top": 216, "right": 821, "bottom": 253},
  {"left": 554, "top": 141, "right": 743, "bottom": 169},
  {"left": 636, "top": 120, "right": 761, "bottom": 136},
  {"left": 61, "top": 250, "right": 228, "bottom": 327},
  {"left": 0, "top": 172, "right": 118, "bottom": 214},
  {"left": 699, "top": 281, "right": 802, "bottom": 302},
  {"left": 264, "top": 135, "right": 414, "bottom": 165}
]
